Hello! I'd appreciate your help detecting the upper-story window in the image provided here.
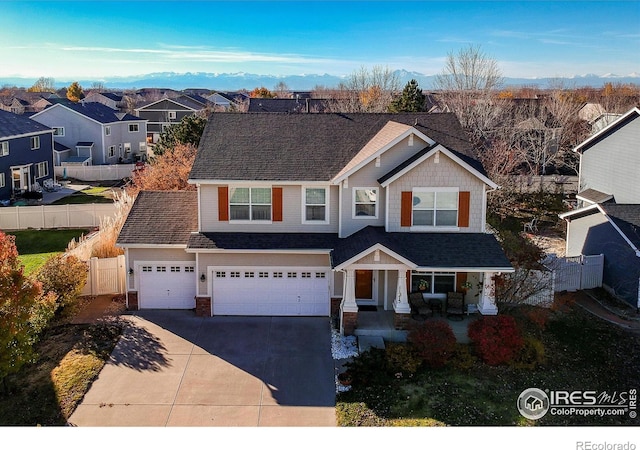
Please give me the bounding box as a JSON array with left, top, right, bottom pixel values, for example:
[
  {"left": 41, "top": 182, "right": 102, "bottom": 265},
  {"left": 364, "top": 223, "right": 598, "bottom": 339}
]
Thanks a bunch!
[
  {"left": 0, "top": 141, "right": 8, "bottom": 157},
  {"left": 303, "top": 187, "right": 329, "bottom": 223},
  {"left": 412, "top": 188, "right": 458, "bottom": 227},
  {"left": 105, "top": 126, "right": 111, "bottom": 136},
  {"left": 53, "top": 127, "right": 65, "bottom": 137},
  {"left": 128, "top": 124, "right": 139, "bottom": 133},
  {"left": 30, "top": 136, "right": 40, "bottom": 150},
  {"left": 353, "top": 188, "right": 378, "bottom": 219},
  {"left": 230, "top": 187, "right": 271, "bottom": 221},
  {"left": 168, "top": 111, "right": 177, "bottom": 120}
]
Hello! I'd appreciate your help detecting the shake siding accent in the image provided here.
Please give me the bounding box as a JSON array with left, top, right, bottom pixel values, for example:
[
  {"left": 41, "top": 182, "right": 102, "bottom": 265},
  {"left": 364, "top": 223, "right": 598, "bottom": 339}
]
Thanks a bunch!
[
  {"left": 273, "top": 187, "right": 283, "bottom": 222},
  {"left": 218, "top": 186, "right": 229, "bottom": 221},
  {"left": 458, "top": 191, "right": 470, "bottom": 227},
  {"left": 401, "top": 191, "right": 412, "bottom": 226}
]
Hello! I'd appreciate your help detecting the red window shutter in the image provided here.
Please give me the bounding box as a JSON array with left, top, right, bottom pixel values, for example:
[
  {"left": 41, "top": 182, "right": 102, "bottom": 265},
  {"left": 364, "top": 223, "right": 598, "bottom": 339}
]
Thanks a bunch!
[
  {"left": 401, "top": 191, "right": 412, "bottom": 227},
  {"left": 272, "top": 187, "right": 283, "bottom": 222},
  {"left": 458, "top": 191, "right": 470, "bottom": 227},
  {"left": 218, "top": 186, "right": 229, "bottom": 221}
]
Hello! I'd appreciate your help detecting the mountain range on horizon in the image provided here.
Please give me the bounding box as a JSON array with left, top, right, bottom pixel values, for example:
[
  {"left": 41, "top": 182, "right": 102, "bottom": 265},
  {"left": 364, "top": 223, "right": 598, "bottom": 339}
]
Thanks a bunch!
[{"left": 2, "top": 70, "right": 639, "bottom": 92}]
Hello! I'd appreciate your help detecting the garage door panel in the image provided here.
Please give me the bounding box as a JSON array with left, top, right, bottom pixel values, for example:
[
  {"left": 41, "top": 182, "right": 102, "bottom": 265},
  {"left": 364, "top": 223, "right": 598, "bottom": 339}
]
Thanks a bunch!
[
  {"left": 212, "top": 267, "right": 329, "bottom": 316},
  {"left": 139, "top": 263, "right": 196, "bottom": 309}
]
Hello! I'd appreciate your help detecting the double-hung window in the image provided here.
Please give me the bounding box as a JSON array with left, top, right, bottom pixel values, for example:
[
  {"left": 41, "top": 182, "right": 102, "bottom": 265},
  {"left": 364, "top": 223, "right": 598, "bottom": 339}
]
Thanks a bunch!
[
  {"left": 303, "top": 187, "right": 328, "bottom": 223},
  {"left": 105, "top": 126, "right": 111, "bottom": 136},
  {"left": 128, "top": 124, "right": 139, "bottom": 133},
  {"left": 0, "top": 141, "right": 8, "bottom": 157},
  {"left": 229, "top": 187, "right": 271, "bottom": 221},
  {"left": 36, "top": 161, "right": 48, "bottom": 178},
  {"left": 412, "top": 188, "right": 458, "bottom": 227},
  {"left": 353, "top": 188, "right": 378, "bottom": 218},
  {"left": 53, "top": 127, "right": 65, "bottom": 137},
  {"left": 30, "top": 136, "right": 40, "bottom": 150}
]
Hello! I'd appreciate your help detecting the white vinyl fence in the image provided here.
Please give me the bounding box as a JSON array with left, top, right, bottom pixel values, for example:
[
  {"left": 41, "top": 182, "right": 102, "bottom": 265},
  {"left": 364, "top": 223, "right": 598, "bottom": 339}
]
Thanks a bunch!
[
  {"left": 55, "top": 164, "right": 135, "bottom": 181},
  {"left": 81, "top": 255, "right": 127, "bottom": 296},
  {"left": 0, "top": 203, "right": 117, "bottom": 230},
  {"left": 545, "top": 254, "right": 604, "bottom": 292}
]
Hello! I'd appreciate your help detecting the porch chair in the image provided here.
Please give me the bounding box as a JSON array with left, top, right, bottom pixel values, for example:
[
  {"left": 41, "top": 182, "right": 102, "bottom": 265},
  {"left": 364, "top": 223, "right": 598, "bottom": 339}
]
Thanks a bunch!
[
  {"left": 409, "top": 292, "right": 433, "bottom": 321},
  {"left": 446, "top": 292, "right": 465, "bottom": 321},
  {"left": 523, "top": 217, "right": 539, "bottom": 234},
  {"left": 43, "top": 179, "right": 61, "bottom": 192}
]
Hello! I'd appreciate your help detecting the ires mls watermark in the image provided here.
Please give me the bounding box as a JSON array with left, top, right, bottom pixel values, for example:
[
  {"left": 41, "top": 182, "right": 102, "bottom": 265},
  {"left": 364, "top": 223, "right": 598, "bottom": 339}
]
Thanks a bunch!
[{"left": 517, "top": 387, "right": 637, "bottom": 420}]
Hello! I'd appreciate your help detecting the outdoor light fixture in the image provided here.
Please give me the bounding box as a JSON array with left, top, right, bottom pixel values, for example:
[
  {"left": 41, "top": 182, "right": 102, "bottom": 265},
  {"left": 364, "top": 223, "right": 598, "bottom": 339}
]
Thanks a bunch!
[
  {"left": 128, "top": 268, "right": 134, "bottom": 275},
  {"left": 200, "top": 273, "right": 206, "bottom": 282}
]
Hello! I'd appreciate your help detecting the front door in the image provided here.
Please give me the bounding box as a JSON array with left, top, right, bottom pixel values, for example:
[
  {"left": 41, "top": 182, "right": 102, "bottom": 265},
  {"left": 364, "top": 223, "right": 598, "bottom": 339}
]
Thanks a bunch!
[{"left": 355, "top": 270, "right": 373, "bottom": 299}]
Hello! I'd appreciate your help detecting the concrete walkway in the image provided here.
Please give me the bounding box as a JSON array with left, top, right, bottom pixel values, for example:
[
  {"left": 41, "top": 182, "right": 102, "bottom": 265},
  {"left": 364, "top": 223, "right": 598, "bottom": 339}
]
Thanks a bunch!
[
  {"left": 68, "top": 311, "right": 336, "bottom": 427},
  {"left": 572, "top": 290, "right": 640, "bottom": 334}
]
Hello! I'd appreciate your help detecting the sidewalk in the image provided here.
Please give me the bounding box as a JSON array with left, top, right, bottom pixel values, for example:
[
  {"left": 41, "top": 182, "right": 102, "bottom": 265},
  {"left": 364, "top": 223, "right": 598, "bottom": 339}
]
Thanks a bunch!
[{"left": 571, "top": 290, "right": 640, "bottom": 334}]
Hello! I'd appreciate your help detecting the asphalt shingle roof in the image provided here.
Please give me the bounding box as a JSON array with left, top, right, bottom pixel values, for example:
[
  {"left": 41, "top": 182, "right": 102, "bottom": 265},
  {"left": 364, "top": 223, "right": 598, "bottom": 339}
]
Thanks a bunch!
[
  {"left": 247, "top": 98, "right": 332, "bottom": 113},
  {"left": 45, "top": 99, "right": 140, "bottom": 124},
  {"left": 186, "top": 226, "right": 512, "bottom": 270},
  {"left": 190, "top": 112, "right": 481, "bottom": 181},
  {"left": 600, "top": 203, "right": 640, "bottom": 248},
  {"left": 117, "top": 191, "right": 198, "bottom": 246},
  {"left": 0, "top": 109, "right": 52, "bottom": 138}
]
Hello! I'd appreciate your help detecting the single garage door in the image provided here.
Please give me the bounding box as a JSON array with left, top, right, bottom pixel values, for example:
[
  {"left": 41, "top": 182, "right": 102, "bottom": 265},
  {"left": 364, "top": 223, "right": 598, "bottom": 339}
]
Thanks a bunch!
[
  {"left": 139, "top": 263, "right": 197, "bottom": 309},
  {"left": 212, "top": 267, "right": 330, "bottom": 316}
]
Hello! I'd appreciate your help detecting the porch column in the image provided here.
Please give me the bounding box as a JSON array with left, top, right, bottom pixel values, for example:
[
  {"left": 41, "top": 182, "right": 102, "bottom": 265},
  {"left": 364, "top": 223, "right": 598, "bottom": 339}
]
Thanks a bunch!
[
  {"left": 478, "top": 271, "right": 499, "bottom": 315},
  {"left": 340, "top": 269, "right": 358, "bottom": 335},
  {"left": 393, "top": 269, "right": 412, "bottom": 330}
]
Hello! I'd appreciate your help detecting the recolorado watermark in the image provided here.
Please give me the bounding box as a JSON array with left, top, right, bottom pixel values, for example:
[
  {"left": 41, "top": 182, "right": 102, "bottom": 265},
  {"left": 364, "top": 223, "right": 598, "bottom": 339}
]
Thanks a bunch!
[
  {"left": 576, "top": 442, "right": 636, "bottom": 450},
  {"left": 517, "top": 387, "right": 637, "bottom": 420}
]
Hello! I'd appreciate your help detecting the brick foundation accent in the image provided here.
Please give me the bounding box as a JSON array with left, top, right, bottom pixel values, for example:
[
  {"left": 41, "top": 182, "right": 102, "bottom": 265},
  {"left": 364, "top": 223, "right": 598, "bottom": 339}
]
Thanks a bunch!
[
  {"left": 195, "top": 296, "right": 212, "bottom": 317},
  {"left": 331, "top": 297, "right": 342, "bottom": 317},
  {"left": 342, "top": 311, "right": 358, "bottom": 335},
  {"left": 394, "top": 312, "right": 412, "bottom": 330},
  {"left": 127, "top": 291, "right": 139, "bottom": 310}
]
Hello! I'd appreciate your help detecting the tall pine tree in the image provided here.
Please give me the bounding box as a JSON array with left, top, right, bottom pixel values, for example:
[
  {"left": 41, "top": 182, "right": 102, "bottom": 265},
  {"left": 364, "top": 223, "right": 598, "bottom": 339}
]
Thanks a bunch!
[{"left": 389, "top": 79, "right": 426, "bottom": 112}]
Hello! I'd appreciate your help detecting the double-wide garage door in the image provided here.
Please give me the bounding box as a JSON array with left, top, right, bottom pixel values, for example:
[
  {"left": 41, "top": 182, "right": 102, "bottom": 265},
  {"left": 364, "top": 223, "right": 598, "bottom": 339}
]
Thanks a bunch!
[
  {"left": 138, "top": 263, "right": 197, "bottom": 309},
  {"left": 212, "top": 267, "right": 330, "bottom": 316}
]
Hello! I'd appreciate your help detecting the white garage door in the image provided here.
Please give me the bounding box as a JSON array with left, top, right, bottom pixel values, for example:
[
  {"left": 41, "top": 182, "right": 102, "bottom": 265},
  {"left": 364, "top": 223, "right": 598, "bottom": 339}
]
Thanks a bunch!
[
  {"left": 212, "top": 267, "right": 330, "bottom": 316},
  {"left": 139, "top": 263, "right": 197, "bottom": 309}
]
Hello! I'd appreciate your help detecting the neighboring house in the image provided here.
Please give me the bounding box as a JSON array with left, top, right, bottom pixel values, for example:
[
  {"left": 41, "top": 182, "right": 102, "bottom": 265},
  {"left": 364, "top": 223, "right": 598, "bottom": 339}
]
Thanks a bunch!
[
  {"left": 0, "top": 92, "right": 58, "bottom": 114},
  {"left": 117, "top": 113, "right": 513, "bottom": 335},
  {"left": 31, "top": 100, "right": 148, "bottom": 165},
  {"left": 247, "top": 97, "right": 332, "bottom": 113},
  {"left": 134, "top": 95, "right": 209, "bottom": 143},
  {"left": 206, "top": 91, "right": 248, "bottom": 111},
  {"left": 0, "top": 110, "right": 55, "bottom": 201},
  {"left": 560, "top": 107, "right": 640, "bottom": 308},
  {"left": 82, "top": 91, "right": 131, "bottom": 111}
]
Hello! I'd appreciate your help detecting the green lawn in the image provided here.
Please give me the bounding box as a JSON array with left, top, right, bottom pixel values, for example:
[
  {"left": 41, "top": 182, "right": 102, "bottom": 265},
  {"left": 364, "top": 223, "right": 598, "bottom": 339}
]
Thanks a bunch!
[
  {"left": 337, "top": 303, "right": 640, "bottom": 426},
  {"left": 51, "top": 186, "right": 115, "bottom": 205},
  {"left": 9, "top": 229, "right": 90, "bottom": 275}
]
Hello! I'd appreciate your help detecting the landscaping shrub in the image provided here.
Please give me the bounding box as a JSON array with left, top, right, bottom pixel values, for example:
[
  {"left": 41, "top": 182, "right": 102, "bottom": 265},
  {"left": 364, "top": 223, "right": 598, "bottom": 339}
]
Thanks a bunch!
[
  {"left": 407, "top": 320, "right": 456, "bottom": 368},
  {"left": 35, "top": 255, "right": 88, "bottom": 315},
  {"left": 336, "top": 402, "right": 388, "bottom": 426},
  {"left": 468, "top": 315, "right": 524, "bottom": 366},
  {"left": 510, "top": 336, "right": 546, "bottom": 370},
  {"left": 448, "top": 343, "right": 477, "bottom": 371},
  {"left": 385, "top": 342, "right": 422, "bottom": 376},
  {"left": 345, "top": 348, "right": 390, "bottom": 386}
]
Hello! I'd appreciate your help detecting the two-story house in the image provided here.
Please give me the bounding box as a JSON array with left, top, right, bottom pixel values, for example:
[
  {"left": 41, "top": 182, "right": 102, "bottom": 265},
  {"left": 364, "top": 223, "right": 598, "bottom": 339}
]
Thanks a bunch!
[
  {"left": 134, "top": 95, "right": 210, "bottom": 144},
  {"left": 0, "top": 110, "right": 55, "bottom": 201},
  {"left": 560, "top": 107, "right": 640, "bottom": 309},
  {"left": 117, "top": 113, "right": 513, "bottom": 335},
  {"left": 31, "top": 100, "right": 148, "bottom": 165}
]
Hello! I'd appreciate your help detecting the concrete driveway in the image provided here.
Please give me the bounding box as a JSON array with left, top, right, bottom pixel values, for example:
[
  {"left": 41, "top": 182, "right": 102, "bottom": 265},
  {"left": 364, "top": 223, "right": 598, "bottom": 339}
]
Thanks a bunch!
[{"left": 68, "top": 311, "right": 336, "bottom": 426}]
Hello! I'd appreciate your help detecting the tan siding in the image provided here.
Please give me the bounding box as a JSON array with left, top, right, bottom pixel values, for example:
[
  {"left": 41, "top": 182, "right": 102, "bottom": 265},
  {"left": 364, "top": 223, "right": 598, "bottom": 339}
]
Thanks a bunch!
[
  {"left": 129, "top": 248, "right": 194, "bottom": 262},
  {"left": 352, "top": 250, "right": 405, "bottom": 265}
]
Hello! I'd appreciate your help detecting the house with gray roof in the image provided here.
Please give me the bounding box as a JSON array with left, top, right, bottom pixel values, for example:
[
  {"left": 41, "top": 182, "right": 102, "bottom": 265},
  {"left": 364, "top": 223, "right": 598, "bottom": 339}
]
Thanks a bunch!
[
  {"left": 0, "top": 110, "right": 55, "bottom": 201},
  {"left": 560, "top": 107, "right": 640, "bottom": 308},
  {"left": 117, "top": 112, "right": 513, "bottom": 335},
  {"left": 31, "top": 100, "right": 148, "bottom": 166},
  {"left": 134, "top": 95, "right": 211, "bottom": 144}
]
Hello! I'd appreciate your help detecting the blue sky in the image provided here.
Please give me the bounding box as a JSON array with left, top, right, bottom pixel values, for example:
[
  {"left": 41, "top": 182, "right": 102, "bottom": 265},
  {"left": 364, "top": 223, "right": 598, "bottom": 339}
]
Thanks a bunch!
[{"left": 1, "top": 1, "right": 638, "bottom": 80}]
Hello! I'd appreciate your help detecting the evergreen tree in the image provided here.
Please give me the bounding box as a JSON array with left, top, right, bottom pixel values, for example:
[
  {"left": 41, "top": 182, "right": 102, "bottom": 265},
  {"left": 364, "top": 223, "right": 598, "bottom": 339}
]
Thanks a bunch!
[{"left": 389, "top": 79, "right": 426, "bottom": 112}]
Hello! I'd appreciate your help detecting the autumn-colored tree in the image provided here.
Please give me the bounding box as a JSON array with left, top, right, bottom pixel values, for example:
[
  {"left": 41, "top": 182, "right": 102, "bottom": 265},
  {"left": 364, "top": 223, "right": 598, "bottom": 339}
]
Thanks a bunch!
[
  {"left": 0, "top": 232, "right": 56, "bottom": 390},
  {"left": 66, "top": 81, "right": 83, "bottom": 102},
  {"left": 153, "top": 114, "right": 207, "bottom": 156},
  {"left": 35, "top": 254, "right": 88, "bottom": 315},
  {"left": 389, "top": 79, "right": 427, "bottom": 112},
  {"left": 129, "top": 143, "right": 198, "bottom": 195},
  {"left": 27, "top": 76, "right": 56, "bottom": 93},
  {"left": 249, "top": 86, "right": 276, "bottom": 98}
]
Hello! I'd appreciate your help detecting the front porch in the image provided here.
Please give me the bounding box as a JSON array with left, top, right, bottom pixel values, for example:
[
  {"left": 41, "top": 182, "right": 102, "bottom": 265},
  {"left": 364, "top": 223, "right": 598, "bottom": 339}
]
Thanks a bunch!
[{"left": 353, "top": 309, "right": 478, "bottom": 345}]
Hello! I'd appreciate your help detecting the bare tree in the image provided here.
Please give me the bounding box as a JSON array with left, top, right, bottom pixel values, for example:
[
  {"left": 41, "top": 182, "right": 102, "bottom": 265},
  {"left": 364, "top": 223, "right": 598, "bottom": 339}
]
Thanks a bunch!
[
  {"left": 325, "top": 65, "right": 400, "bottom": 113},
  {"left": 434, "top": 45, "right": 506, "bottom": 147},
  {"left": 27, "top": 77, "right": 56, "bottom": 93},
  {"left": 273, "top": 81, "right": 291, "bottom": 98}
]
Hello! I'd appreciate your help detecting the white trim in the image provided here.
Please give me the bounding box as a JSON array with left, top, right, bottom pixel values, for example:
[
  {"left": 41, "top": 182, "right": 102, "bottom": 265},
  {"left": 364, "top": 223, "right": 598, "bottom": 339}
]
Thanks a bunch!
[
  {"left": 558, "top": 203, "right": 599, "bottom": 220},
  {"left": 332, "top": 126, "right": 435, "bottom": 183},
  {"left": 116, "top": 243, "right": 188, "bottom": 249},
  {"left": 301, "top": 186, "right": 330, "bottom": 225},
  {"left": 352, "top": 187, "right": 379, "bottom": 219},
  {"left": 188, "top": 179, "right": 330, "bottom": 186},
  {"left": 134, "top": 97, "right": 198, "bottom": 112},
  {"left": 575, "top": 192, "right": 613, "bottom": 205},
  {"left": 0, "top": 129, "right": 54, "bottom": 141},
  {"left": 414, "top": 266, "right": 514, "bottom": 273},
  {"left": 573, "top": 107, "right": 640, "bottom": 153},
  {"left": 197, "top": 183, "right": 202, "bottom": 232},
  {"left": 334, "top": 243, "right": 417, "bottom": 271},
  {"left": 379, "top": 143, "right": 498, "bottom": 189},
  {"left": 186, "top": 248, "right": 332, "bottom": 254}
]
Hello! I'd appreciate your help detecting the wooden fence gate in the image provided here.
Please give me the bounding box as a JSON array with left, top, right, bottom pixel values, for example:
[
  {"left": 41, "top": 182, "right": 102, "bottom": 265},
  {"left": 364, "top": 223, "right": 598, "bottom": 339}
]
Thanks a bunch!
[{"left": 81, "top": 255, "right": 126, "bottom": 296}]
